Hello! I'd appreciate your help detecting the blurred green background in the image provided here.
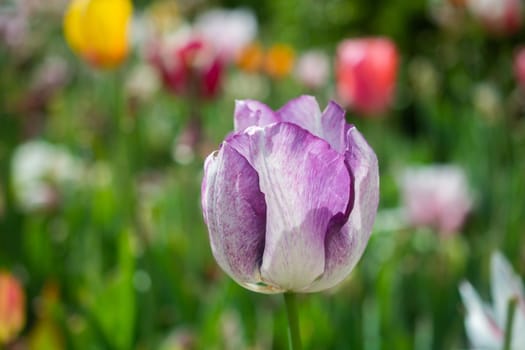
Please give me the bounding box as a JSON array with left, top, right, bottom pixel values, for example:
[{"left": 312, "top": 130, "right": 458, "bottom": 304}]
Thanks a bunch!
[{"left": 1, "top": 0, "right": 524, "bottom": 349}]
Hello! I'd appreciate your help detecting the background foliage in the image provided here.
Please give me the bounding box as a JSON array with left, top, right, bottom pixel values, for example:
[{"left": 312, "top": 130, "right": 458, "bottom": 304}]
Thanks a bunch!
[{"left": 1, "top": 0, "right": 524, "bottom": 349}]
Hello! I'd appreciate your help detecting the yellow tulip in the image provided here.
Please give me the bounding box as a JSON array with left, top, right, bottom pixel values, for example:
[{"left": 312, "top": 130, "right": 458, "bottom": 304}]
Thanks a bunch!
[{"left": 64, "top": 0, "right": 133, "bottom": 69}]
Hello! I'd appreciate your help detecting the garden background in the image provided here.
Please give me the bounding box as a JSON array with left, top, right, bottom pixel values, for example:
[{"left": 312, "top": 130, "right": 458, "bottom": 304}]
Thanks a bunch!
[{"left": 1, "top": 0, "right": 524, "bottom": 349}]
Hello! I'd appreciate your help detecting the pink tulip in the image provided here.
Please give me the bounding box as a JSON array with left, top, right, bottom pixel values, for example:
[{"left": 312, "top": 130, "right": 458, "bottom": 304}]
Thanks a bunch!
[
  {"left": 467, "top": 0, "right": 522, "bottom": 35},
  {"left": 0, "top": 273, "right": 25, "bottom": 345},
  {"left": 514, "top": 47, "right": 525, "bottom": 90},
  {"left": 399, "top": 165, "right": 473, "bottom": 235},
  {"left": 295, "top": 50, "right": 330, "bottom": 90},
  {"left": 336, "top": 37, "right": 398, "bottom": 116},
  {"left": 148, "top": 28, "right": 224, "bottom": 100}
]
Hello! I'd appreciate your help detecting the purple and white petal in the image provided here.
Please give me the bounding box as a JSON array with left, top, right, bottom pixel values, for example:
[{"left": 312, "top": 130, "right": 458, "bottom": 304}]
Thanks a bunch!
[
  {"left": 320, "top": 101, "right": 349, "bottom": 153},
  {"left": 277, "top": 96, "right": 349, "bottom": 153},
  {"left": 304, "top": 126, "right": 379, "bottom": 292},
  {"left": 276, "top": 95, "right": 322, "bottom": 136},
  {"left": 227, "top": 122, "right": 351, "bottom": 291},
  {"left": 234, "top": 99, "right": 278, "bottom": 132},
  {"left": 202, "top": 143, "right": 269, "bottom": 290}
]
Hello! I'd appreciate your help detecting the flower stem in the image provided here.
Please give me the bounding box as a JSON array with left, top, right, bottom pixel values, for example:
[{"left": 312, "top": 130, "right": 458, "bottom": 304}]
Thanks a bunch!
[
  {"left": 284, "top": 293, "right": 302, "bottom": 350},
  {"left": 503, "top": 296, "right": 518, "bottom": 350}
]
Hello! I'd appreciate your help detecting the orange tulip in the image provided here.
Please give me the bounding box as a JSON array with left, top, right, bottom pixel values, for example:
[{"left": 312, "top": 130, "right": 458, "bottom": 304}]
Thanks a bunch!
[
  {"left": 0, "top": 272, "right": 25, "bottom": 344},
  {"left": 64, "top": 0, "right": 133, "bottom": 69},
  {"left": 237, "top": 42, "right": 264, "bottom": 73},
  {"left": 263, "top": 44, "right": 295, "bottom": 79}
]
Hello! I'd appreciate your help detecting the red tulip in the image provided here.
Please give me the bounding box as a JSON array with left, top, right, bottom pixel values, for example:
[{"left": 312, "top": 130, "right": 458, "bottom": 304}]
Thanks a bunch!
[
  {"left": 148, "top": 30, "right": 224, "bottom": 100},
  {"left": 0, "top": 273, "right": 25, "bottom": 345},
  {"left": 336, "top": 37, "right": 398, "bottom": 116},
  {"left": 514, "top": 47, "right": 525, "bottom": 90}
]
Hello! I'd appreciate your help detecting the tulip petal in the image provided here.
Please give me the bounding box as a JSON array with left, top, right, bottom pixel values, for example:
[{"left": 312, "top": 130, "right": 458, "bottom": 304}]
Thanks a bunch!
[
  {"left": 202, "top": 144, "right": 267, "bottom": 287},
  {"left": 459, "top": 281, "right": 503, "bottom": 349},
  {"left": 234, "top": 100, "right": 278, "bottom": 132},
  {"left": 320, "top": 101, "right": 350, "bottom": 153},
  {"left": 228, "top": 123, "right": 351, "bottom": 291},
  {"left": 276, "top": 95, "right": 322, "bottom": 135},
  {"left": 304, "top": 126, "right": 378, "bottom": 292},
  {"left": 490, "top": 251, "right": 525, "bottom": 344},
  {"left": 276, "top": 96, "right": 349, "bottom": 153}
]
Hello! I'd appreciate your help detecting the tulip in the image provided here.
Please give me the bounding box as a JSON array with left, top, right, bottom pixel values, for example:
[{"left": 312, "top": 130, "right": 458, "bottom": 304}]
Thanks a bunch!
[
  {"left": 263, "top": 44, "right": 296, "bottom": 79},
  {"left": 11, "top": 140, "right": 84, "bottom": 212},
  {"left": 0, "top": 272, "right": 25, "bottom": 345},
  {"left": 63, "top": 0, "right": 133, "bottom": 69},
  {"left": 201, "top": 95, "right": 379, "bottom": 293},
  {"left": 294, "top": 50, "right": 330, "bottom": 90},
  {"left": 236, "top": 42, "right": 264, "bottom": 73},
  {"left": 336, "top": 37, "right": 398, "bottom": 116},
  {"left": 399, "top": 165, "right": 473, "bottom": 235},
  {"left": 148, "top": 28, "right": 223, "bottom": 99},
  {"left": 514, "top": 47, "right": 525, "bottom": 90},
  {"left": 459, "top": 252, "right": 525, "bottom": 349},
  {"left": 466, "top": 0, "right": 522, "bottom": 35},
  {"left": 194, "top": 8, "right": 258, "bottom": 63}
]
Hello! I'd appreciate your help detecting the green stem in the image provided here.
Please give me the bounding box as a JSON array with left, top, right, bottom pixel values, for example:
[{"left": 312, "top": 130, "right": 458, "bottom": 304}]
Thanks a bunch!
[
  {"left": 503, "top": 297, "right": 518, "bottom": 350},
  {"left": 284, "top": 293, "right": 302, "bottom": 350}
]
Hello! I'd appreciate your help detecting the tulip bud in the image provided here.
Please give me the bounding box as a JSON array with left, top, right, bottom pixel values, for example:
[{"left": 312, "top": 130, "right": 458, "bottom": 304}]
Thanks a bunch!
[
  {"left": 467, "top": 0, "right": 522, "bottom": 35},
  {"left": 0, "top": 272, "right": 25, "bottom": 344},
  {"left": 202, "top": 96, "right": 379, "bottom": 293},
  {"left": 336, "top": 37, "right": 399, "bottom": 116},
  {"left": 63, "top": 0, "right": 133, "bottom": 69}
]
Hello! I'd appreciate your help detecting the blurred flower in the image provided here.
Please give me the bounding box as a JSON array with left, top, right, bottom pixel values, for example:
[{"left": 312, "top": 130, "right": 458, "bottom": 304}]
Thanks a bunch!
[
  {"left": 399, "top": 165, "right": 473, "bottom": 235},
  {"left": 514, "top": 47, "right": 525, "bottom": 91},
  {"left": 63, "top": 0, "right": 133, "bottom": 68},
  {"left": 236, "top": 42, "right": 264, "bottom": 73},
  {"left": 467, "top": 0, "right": 522, "bottom": 35},
  {"left": 11, "top": 140, "right": 84, "bottom": 212},
  {"left": 263, "top": 44, "right": 295, "bottom": 79},
  {"left": 336, "top": 37, "right": 399, "bottom": 116},
  {"left": 125, "top": 63, "right": 160, "bottom": 103},
  {"left": 148, "top": 27, "right": 223, "bottom": 99},
  {"left": 294, "top": 50, "right": 330, "bottom": 90},
  {"left": 459, "top": 252, "right": 525, "bottom": 349},
  {"left": 408, "top": 57, "right": 439, "bottom": 100},
  {"left": 472, "top": 82, "right": 503, "bottom": 123},
  {"left": 202, "top": 96, "right": 379, "bottom": 293},
  {"left": 172, "top": 119, "right": 201, "bottom": 165},
  {"left": 0, "top": 272, "right": 25, "bottom": 345},
  {"left": 0, "top": 5, "right": 29, "bottom": 53},
  {"left": 194, "top": 8, "right": 258, "bottom": 63},
  {"left": 19, "top": 56, "right": 70, "bottom": 115}
]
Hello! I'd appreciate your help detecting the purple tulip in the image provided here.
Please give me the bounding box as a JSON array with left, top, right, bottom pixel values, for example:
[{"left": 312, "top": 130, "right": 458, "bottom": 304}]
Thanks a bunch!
[{"left": 201, "top": 96, "right": 379, "bottom": 293}]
